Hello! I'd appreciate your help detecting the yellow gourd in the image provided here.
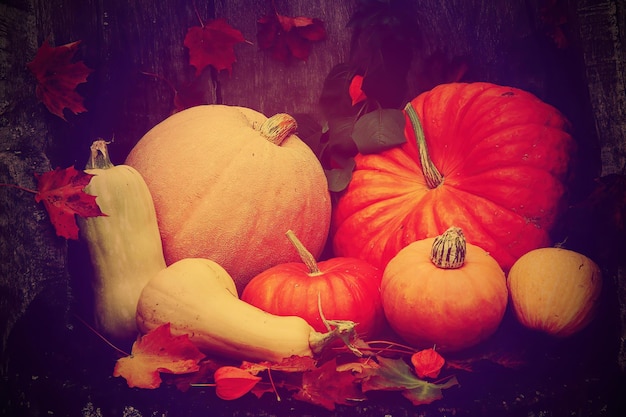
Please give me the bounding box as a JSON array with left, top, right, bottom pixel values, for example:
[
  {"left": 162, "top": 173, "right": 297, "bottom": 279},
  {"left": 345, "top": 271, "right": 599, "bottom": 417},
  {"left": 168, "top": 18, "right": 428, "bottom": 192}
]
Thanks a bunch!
[
  {"left": 507, "top": 247, "right": 602, "bottom": 337},
  {"left": 78, "top": 140, "right": 166, "bottom": 342},
  {"left": 136, "top": 258, "right": 355, "bottom": 363}
]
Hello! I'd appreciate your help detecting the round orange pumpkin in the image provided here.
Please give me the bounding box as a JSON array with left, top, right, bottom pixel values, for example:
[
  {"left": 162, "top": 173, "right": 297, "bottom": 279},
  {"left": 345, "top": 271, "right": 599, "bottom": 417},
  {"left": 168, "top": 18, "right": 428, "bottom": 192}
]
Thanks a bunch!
[
  {"left": 507, "top": 247, "right": 602, "bottom": 337},
  {"left": 381, "top": 227, "right": 508, "bottom": 352},
  {"left": 241, "top": 230, "right": 385, "bottom": 339},
  {"left": 125, "top": 105, "right": 331, "bottom": 292},
  {"left": 332, "top": 82, "right": 576, "bottom": 273}
]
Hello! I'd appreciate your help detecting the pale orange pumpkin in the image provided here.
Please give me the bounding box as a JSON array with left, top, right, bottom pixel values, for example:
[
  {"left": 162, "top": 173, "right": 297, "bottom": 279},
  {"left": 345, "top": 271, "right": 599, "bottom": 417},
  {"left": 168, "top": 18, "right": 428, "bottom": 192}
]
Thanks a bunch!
[
  {"left": 381, "top": 227, "right": 508, "bottom": 352},
  {"left": 125, "top": 105, "right": 331, "bottom": 292},
  {"left": 507, "top": 247, "right": 602, "bottom": 337}
]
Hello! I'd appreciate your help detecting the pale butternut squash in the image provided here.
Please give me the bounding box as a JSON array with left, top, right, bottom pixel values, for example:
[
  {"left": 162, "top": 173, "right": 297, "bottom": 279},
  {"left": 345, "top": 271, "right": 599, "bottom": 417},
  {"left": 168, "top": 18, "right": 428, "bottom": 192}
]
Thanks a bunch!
[
  {"left": 136, "top": 258, "right": 355, "bottom": 363},
  {"left": 78, "top": 140, "right": 166, "bottom": 342}
]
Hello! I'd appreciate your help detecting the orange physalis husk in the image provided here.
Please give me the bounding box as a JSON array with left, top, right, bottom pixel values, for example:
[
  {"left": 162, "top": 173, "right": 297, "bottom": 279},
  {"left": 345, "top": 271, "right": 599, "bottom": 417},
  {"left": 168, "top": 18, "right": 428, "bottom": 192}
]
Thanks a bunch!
[
  {"left": 213, "top": 366, "right": 262, "bottom": 400},
  {"left": 411, "top": 347, "right": 445, "bottom": 379}
]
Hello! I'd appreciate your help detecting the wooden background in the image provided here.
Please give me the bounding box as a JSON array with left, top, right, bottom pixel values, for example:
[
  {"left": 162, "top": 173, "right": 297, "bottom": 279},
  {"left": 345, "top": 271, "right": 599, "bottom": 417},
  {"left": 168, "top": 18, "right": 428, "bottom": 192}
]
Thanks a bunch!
[{"left": 1, "top": 0, "right": 625, "bottom": 416}]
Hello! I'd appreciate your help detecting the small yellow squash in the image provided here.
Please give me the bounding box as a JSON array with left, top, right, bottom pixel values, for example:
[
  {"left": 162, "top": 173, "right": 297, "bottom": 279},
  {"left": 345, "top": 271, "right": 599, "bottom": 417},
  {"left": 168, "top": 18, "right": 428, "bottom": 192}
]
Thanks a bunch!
[{"left": 507, "top": 247, "right": 602, "bottom": 337}]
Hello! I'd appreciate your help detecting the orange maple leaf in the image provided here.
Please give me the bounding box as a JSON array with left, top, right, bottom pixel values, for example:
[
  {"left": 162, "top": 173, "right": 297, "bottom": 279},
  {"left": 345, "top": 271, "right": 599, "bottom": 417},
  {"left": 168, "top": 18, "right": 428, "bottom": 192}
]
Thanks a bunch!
[
  {"left": 34, "top": 166, "right": 105, "bottom": 240},
  {"left": 26, "top": 39, "right": 93, "bottom": 120},
  {"left": 293, "top": 358, "right": 366, "bottom": 410},
  {"left": 184, "top": 18, "right": 246, "bottom": 75},
  {"left": 113, "top": 323, "right": 206, "bottom": 389}
]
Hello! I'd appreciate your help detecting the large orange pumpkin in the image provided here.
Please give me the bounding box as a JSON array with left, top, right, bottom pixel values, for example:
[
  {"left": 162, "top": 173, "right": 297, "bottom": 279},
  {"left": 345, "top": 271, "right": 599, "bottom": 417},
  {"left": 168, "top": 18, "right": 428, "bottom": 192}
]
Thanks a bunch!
[
  {"left": 125, "top": 105, "right": 331, "bottom": 292},
  {"left": 332, "top": 82, "right": 576, "bottom": 272}
]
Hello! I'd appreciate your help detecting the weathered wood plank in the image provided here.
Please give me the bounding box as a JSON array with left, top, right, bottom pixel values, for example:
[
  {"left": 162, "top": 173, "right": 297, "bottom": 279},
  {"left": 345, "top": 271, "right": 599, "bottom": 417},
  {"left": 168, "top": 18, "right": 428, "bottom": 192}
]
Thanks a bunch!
[
  {"left": 0, "top": 1, "right": 70, "bottom": 358},
  {"left": 576, "top": 0, "right": 626, "bottom": 372},
  {"left": 577, "top": 0, "right": 626, "bottom": 176},
  {"left": 215, "top": 0, "right": 356, "bottom": 119}
]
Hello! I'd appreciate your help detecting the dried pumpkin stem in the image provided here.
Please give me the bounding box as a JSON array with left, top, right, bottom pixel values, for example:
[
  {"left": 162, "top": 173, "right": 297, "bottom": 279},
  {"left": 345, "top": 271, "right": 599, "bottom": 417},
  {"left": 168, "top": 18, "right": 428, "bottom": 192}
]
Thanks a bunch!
[
  {"left": 86, "top": 139, "right": 114, "bottom": 170},
  {"left": 404, "top": 103, "right": 443, "bottom": 189},
  {"left": 285, "top": 230, "right": 322, "bottom": 275},
  {"left": 259, "top": 113, "right": 298, "bottom": 146},
  {"left": 430, "top": 226, "right": 466, "bottom": 269}
]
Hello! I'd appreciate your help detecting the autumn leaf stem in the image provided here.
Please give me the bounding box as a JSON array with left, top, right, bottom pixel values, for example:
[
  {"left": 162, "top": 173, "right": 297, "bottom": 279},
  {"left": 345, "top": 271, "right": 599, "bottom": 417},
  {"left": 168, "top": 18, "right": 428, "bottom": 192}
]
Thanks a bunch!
[
  {"left": 0, "top": 183, "right": 36, "bottom": 194},
  {"left": 140, "top": 71, "right": 177, "bottom": 96},
  {"left": 74, "top": 314, "right": 129, "bottom": 357},
  {"left": 192, "top": 0, "right": 204, "bottom": 27},
  {"left": 360, "top": 340, "right": 419, "bottom": 355},
  {"left": 266, "top": 368, "right": 281, "bottom": 402}
]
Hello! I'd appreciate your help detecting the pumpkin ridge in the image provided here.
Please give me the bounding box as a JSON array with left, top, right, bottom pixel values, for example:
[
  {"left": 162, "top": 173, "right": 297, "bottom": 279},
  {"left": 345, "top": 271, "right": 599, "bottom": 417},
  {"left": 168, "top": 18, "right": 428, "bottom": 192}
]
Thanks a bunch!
[{"left": 426, "top": 188, "right": 522, "bottom": 264}]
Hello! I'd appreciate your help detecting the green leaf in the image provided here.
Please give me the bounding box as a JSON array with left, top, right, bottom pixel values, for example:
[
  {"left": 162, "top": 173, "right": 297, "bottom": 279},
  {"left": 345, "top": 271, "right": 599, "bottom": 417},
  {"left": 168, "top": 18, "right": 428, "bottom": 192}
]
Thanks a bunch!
[
  {"left": 293, "top": 113, "right": 323, "bottom": 155},
  {"left": 361, "top": 357, "right": 458, "bottom": 406},
  {"left": 352, "top": 108, "right": 406, "bottom": 154},
  {"left": 319, "top": 63, "right": 358, "bottom": 119},
  {"left": 326, "top": 117, "right": 357, "bottom": 160},
  {"left": 325, "top": 159, "right": 356, "bottom": 193},
  {"left": 402, "top": 375, "right": 459, "bottom": 406}
]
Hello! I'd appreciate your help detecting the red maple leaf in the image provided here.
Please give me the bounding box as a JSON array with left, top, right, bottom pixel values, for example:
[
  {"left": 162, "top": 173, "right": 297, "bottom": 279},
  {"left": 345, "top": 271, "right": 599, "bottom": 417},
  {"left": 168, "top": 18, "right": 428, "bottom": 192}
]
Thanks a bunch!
[
  {"left": 257, "top": 12, "right": 326, "bottom": 62},
  {"left": 184, "top": 18, "right": 246, "bottom": 76},
  {"left": 26, "top": 39, "right": 93, "bottom": 120},
  {"left": 34, "top": 166, "right": 105, "bottom": 240},
  {"left": 113, "top": 323, "right": 206, "bottom": 389},
  {"left": 293, "top": 358, "right": 366, "bottom": 410}
]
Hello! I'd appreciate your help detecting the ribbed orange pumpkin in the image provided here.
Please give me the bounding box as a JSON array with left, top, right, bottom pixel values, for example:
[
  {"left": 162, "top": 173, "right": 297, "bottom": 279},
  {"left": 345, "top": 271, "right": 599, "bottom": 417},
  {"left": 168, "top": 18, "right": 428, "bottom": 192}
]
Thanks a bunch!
[
  {"left": 242, "top": 230, "right": 384, "bottom": 339},
  {"left": 125, "top": 105, "right": 331, "bottom": 292},
  {"left": 332, "top": 82, "right": 575, "bottom": 273},
  {"left": 381, "top": 227, "right": 508, "bottom": 352}
]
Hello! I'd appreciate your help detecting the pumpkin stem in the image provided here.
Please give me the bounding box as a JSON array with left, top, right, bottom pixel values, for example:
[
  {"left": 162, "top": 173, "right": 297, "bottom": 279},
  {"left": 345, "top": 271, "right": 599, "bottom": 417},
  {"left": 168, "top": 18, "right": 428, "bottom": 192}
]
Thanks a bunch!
[
  {"left": 285, "top": 230, "right": 322, "bottom": 276},
  {"left": 86, "top": 139, "right": 115, "bottom": 170},
  {"left": 430, "top": 226, "right": 466, "bottom": 269},
  {"left": 404, "top": 103, "right": 443, "bottom": 189},
  {"left": 259, "top": 113, "right": 298, "bottom": 146}
]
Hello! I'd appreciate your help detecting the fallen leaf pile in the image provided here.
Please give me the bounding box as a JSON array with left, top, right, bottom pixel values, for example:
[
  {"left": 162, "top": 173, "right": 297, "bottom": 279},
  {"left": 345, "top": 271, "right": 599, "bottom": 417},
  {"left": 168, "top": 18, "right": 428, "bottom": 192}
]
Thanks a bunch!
[{"left": 113, "top": 323, "right": 459, "bottom": 410}]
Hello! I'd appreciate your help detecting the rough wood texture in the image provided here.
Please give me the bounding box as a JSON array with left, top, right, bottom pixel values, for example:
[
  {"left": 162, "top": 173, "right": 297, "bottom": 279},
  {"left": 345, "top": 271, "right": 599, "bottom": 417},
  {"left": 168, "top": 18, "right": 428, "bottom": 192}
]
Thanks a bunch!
[
  {"left": 215, "top": 0, "right": 356, "bottom": 118},
  {"left": 1, "top": 0, "right": 625, "bottom": 416},
  {"left": 577, "top": 0, "right": 626, "bottom": 176},
  {"left": 576, "top": 0, "right": 626, "bottom": 372},
  {"left": 0, "top": 1, "right": 69, "bottom": 356}
]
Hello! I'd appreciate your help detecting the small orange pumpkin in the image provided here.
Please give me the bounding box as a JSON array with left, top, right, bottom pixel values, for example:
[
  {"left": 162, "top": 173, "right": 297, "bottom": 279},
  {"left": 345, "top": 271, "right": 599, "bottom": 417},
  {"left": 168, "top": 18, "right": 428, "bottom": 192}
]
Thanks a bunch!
[
  {"left": 125, "top": 105, "right": 331, "bottom": 292},
  {"left": 381, "top": 227, "right": 508, "bottom": 352},
  {"left": 242, "top": 230, "right": 384, "bottom": 339},
  {"left": 506, "top": 247, "right": 602, "bottom": 337}
]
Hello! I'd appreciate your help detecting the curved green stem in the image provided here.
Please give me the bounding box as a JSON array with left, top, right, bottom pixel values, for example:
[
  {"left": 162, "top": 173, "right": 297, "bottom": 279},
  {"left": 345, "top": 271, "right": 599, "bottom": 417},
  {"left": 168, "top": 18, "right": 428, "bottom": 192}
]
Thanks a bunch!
[{"left": 404, "top": 103, "right": 443, "bottom": 189}]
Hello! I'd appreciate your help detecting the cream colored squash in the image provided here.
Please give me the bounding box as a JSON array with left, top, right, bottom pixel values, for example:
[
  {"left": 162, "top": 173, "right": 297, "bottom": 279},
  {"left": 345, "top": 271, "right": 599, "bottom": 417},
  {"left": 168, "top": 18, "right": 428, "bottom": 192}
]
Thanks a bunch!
[
  {"left": 78, "top": 140, "right": 166, "bottom": 342},
  {"left": 507, "top": 247, "right": 602, "bottom": 337}
]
